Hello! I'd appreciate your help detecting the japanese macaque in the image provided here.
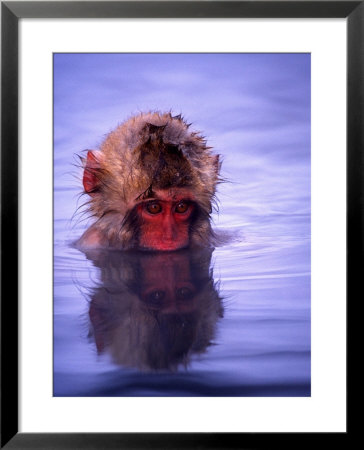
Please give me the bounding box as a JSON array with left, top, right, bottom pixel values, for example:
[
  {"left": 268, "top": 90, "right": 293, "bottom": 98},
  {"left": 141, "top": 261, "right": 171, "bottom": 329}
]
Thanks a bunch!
[
  {"left": 76, "top": 112, "right": 221, "bottom": 251},
  {"left": 84, "top": 248, "right": 223, "bottom": 371}
]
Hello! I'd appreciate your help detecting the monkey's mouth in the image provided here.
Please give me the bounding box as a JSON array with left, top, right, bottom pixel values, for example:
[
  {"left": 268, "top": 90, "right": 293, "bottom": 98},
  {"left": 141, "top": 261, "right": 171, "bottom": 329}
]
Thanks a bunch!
[{"left": 139, "top": 241, "right": 188, "bottom": 252}]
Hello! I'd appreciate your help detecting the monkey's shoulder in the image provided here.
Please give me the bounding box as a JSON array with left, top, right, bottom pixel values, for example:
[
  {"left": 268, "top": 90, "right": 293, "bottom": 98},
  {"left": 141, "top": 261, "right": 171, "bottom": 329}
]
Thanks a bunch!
[{"left": 75, "top": 225, "right": 107, "bottom": 250}]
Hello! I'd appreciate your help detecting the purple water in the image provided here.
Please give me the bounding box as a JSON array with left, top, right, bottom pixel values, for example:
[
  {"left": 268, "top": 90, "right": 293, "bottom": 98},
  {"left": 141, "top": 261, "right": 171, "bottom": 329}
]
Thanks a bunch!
[{"left": 53, "top": 53, "right": 310, "bottom": 396}]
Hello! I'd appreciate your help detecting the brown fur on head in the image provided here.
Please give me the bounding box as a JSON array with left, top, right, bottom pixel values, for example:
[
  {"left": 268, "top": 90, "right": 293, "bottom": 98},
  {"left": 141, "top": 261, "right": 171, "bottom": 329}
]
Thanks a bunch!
[{"left": 79, "top": 112, "right": 221, "bottom": 250}]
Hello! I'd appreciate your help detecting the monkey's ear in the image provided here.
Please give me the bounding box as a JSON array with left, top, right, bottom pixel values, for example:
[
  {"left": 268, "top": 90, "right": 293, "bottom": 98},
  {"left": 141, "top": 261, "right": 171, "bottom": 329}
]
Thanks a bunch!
[{"left": 83, "top": 150, "right": 101, "bottom": 195}]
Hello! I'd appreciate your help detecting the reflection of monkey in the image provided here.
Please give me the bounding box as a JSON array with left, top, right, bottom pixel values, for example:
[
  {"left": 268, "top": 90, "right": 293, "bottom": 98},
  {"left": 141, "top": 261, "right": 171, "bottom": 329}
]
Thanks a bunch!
[
  {"left": 84, "top": 248, "right": 223, "bottom": 371},
  {"left": 76, "top": 112, "right": 221, "bottom": 251}
]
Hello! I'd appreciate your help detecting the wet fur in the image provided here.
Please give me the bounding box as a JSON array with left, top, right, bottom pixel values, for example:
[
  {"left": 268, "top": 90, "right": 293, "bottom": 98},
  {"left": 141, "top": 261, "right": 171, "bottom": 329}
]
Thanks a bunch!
[{"left": 77, "top": 111, "right": 221, "bottom": 250}]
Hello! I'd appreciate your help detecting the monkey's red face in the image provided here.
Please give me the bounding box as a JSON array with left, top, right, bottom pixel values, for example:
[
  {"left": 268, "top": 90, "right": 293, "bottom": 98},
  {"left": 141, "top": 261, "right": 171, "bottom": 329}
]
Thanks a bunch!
[{"left": 137, "top": 191, "right": 196, "bottom": 251}]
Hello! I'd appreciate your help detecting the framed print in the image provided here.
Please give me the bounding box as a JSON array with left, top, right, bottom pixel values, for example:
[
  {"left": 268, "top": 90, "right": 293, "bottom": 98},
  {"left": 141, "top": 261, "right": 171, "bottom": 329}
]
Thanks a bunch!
[{"left": 1, "top": 1, "right": 358, "bottom": 448}]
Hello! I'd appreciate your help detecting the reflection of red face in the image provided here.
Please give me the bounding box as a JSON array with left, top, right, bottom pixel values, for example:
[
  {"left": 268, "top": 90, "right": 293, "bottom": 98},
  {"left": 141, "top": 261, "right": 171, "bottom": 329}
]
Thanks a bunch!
[
  {"left": 137, "top": 190, "right": 196, "bottom": 251},
  {"left": 140, "top": 252, "right": 196, "bottom": 314}
]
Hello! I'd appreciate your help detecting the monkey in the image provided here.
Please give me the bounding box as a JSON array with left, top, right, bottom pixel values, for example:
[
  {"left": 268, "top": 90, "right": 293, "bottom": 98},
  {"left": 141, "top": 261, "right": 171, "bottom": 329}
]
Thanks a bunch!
[
  {"left": 83, "top": 247, "right": 223, "bottom": 371},
  {"left": 76, "top": 112, "right": 221, "bottom": 251}
]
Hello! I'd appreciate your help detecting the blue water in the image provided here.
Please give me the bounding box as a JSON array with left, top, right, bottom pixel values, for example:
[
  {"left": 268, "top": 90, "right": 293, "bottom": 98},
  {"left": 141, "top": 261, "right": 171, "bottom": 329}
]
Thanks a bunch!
[{"left": 53, "top": 53, "right": 310, "bottom": 396}]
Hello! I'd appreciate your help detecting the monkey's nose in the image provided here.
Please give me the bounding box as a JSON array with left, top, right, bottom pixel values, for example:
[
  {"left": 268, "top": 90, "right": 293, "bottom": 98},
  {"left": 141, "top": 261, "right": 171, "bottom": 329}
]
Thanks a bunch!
[
  {"left": 161, "top": 212, "right": 178, "bottom": 240},
  {"left": 163, "top": 221, "right": 177, "bottom": 240}
]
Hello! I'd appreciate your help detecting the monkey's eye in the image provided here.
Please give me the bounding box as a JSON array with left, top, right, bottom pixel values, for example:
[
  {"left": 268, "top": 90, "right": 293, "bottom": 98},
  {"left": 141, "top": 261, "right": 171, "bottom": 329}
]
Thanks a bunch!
[
  {"left": 140, "top": 289, "right": 166, "bottom": 308},
  {"left": 176, "top": 287, "right": 194, "bottom": 300},
  {"left": 175, "top": 201, "right": 189, "bottom": 214},
  {"left": 146, "top": 202, "right": 162, "bottom": 215},
  {"left": 147, "top": 290, "right": 165, "bottom": 305}
]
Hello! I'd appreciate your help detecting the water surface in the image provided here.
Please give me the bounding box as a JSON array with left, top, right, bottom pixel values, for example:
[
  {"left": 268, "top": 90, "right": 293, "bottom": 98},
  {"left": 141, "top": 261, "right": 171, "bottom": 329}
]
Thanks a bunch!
[{"left": 54, "top": 53, "right": 310, "bottom": 396}]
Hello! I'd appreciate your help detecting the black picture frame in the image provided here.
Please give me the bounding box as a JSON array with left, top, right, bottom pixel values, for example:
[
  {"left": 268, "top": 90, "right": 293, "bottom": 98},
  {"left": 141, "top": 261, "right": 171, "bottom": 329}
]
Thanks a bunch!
[{"left": 1, "top": 1, "right": 358, "bottom": 448}]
